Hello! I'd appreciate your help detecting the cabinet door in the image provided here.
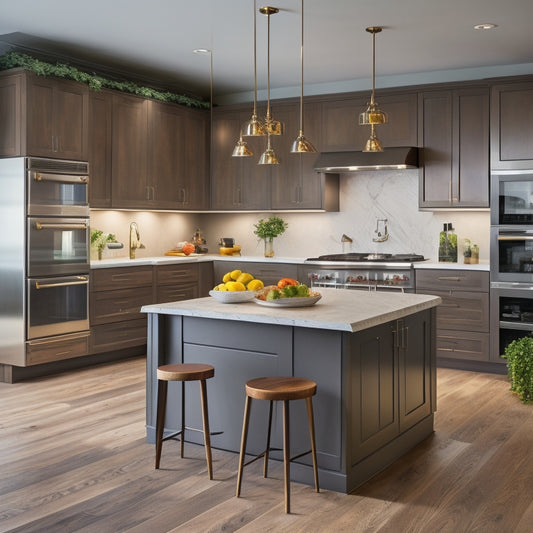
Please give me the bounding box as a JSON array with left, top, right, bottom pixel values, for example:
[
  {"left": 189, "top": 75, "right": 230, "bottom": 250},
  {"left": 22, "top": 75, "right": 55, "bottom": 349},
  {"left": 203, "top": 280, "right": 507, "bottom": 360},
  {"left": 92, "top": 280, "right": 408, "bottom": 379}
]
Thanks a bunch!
[
  {"left": 88, "top": 90, "right": 113, "bottom": 207},
  {"left": 26, "top": 76, "right": 88, "bottom": 160},
  {"left": 322, "top": 93, "right": 417, "bottom": 152},
  {"left": 398, "top": 312, "right": 432, "bottom": 432},
  {"left": 418, "top": 91, "right": 454, "bottom": 207},
  {"left": 491, "top": 82, "right": 533, "bottom": 170},
  {"left": 111, "top": 94, "right": 148, "bottom": 208},
  {"left": 0, "top": 73, "right": 22, "bottom": 156},
  {"left": 350, "top": 321, "right": 398, "bottom": 462},
  {"left": 271, "top": 102, "right": 325, "bottom": 209},
  {"left": 453, "top": 88, "right": 489, "bottom": 207}
]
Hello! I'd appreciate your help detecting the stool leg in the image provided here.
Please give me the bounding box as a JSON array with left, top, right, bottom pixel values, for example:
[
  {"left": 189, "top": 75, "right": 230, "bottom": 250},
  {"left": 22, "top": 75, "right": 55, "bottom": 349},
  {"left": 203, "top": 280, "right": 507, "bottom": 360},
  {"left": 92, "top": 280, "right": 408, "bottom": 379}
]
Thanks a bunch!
[
  {"left": 283, "top": 399, "right": 291, "bottom": 514},
  {"left": 236, "top": 395, "right": 252, "bottom": 498},
  {"left": 155, "top": 379, "right": 168, "bottom": 469},
  {"left": 263, "top": 400, "right": 274, "bottom": 478},
  {"left": 199, "top": 378, "right": 213, "bottom": 480},
  {"left": 180, "top": 381, "right": 185, "bottom": 459},
  {"left": 306, "top": 396, "right": 320, "bottom": 493}
]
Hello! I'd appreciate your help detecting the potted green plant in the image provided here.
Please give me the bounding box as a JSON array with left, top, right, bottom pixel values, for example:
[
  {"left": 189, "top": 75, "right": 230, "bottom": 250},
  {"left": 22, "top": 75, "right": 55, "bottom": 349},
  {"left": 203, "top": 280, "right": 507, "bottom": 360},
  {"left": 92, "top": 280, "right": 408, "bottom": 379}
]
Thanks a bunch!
[
  {"left": 502, "top": 337, "right": 533, "bottom": 404},
  {"left": 91, "top": 229, "right": 117, "bottom": 260},
  {"left": 253, "top": 216, "right": 288, "bottom": 257}
]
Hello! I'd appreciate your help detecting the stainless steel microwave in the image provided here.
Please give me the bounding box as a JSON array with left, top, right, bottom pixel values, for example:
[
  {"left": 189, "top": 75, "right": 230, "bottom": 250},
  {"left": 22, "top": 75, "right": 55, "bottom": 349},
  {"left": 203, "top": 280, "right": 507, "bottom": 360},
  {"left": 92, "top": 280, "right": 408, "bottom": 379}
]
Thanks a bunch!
[{"left": 491, "top": 170, "right": 533, "bottom": 225}]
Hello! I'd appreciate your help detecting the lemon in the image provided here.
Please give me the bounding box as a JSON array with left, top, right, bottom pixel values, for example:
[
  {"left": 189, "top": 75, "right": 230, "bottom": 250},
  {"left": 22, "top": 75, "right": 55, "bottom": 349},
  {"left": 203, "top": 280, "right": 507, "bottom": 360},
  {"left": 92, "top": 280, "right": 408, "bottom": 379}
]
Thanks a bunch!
[
  {"left": 218, "top": 283, "right": 228, "bottom": 291},
  {"left": 226, "top": 281, "right": 245, "bottom": 291},
  {"left": 237, "top": 272, "right": 254, "bottom": 285},
  {"left": 230, "top": 269, "right": 242, "bottom": 281},
  {"left": 222, "top": 272, "right": 233, "bottom": 283},
  {"left": 247, "top": 279, "right": 264, "bottom": 291}
]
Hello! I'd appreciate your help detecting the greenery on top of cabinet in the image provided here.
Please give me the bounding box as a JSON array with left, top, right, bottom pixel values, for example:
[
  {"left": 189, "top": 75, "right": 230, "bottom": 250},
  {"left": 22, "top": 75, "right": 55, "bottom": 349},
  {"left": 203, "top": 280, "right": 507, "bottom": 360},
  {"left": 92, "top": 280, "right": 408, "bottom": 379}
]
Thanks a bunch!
[{"left": 0, "top": 52, "right": 209, "bottom": 110}]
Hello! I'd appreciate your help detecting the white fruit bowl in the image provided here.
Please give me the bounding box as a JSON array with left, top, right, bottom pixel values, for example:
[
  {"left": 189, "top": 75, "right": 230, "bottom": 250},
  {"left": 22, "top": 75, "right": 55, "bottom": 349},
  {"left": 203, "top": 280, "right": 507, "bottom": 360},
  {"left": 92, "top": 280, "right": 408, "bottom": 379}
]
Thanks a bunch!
[{"left": 209, "top": 290, "right": 256, "bottom": 303}]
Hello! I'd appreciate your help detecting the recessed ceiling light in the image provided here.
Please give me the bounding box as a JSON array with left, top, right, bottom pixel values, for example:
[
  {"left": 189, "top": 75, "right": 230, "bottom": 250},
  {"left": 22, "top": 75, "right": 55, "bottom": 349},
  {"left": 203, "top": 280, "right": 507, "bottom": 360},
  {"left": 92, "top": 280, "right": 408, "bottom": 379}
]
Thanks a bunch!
[{"left": 474, "top": 23, "right": 498, "bottom": 30}]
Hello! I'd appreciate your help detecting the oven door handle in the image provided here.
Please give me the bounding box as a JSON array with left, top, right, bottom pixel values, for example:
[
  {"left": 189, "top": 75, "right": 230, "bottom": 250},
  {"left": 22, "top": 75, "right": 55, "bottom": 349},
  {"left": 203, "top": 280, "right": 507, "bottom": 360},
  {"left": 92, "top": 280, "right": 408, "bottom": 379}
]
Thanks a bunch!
[
  {"left": 32, "top": 171, "right": 89, "bottom": 184},
  {"left": 35, "top": 276, "right": 89, "bottom": 289},
  {"left": 35, "top": 221, "right": 88, "bottom": 231}
]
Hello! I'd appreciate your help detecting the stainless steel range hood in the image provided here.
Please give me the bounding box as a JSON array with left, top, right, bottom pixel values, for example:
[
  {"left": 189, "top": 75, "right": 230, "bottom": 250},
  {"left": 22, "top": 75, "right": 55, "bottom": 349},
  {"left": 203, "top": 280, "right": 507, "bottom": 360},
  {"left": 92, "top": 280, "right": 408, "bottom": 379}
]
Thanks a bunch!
[{"left": 313, "top": 146, "right": 419, "bottom": 172}]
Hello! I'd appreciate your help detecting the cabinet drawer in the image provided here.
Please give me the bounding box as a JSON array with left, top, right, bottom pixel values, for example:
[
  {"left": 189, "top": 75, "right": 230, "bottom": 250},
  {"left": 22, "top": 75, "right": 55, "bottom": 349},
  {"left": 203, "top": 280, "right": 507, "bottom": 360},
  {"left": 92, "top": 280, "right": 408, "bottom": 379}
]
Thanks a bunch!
[
  {"left": 156, "top": 284, "right": 198, "bottom": 304},
  {"left": 156, "top": 264, "right": 198, "bottom": 285},
  {"left": 437, "top": 330, "right": 490, "bottom": 362},
  {"left": 91, "top": 318, "right": 147, "bottom": 353},
  {"left": 90, "top": 286, "right": 153, "bottom": 324},
  {"left": 26, "top": 331, "right": 90, "bottom": 366},
  {"left": 421, "top": 289, "right": 489, "bottom": 332},
  {"left": 416, "top": 269, "right": 488, "bottom": 292},
  {"left": 91, "top": 266, "right": 153, "bottom": 291}
]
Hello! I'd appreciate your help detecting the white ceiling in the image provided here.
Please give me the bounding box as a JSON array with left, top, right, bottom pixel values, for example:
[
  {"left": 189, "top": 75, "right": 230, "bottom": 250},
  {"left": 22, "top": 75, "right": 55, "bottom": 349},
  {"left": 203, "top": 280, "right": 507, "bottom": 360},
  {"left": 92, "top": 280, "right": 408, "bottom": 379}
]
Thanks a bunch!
[{"left": 1, "top": 0, "right": 533, "bottom": 105}]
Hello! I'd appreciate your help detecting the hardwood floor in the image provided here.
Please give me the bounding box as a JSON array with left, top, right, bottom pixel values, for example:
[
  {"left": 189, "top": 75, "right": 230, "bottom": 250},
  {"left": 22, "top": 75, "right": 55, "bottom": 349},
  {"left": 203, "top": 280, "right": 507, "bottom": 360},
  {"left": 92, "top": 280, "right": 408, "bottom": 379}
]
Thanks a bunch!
[{"left": 1, "top": 357, "right": 531, "bottom": 532}]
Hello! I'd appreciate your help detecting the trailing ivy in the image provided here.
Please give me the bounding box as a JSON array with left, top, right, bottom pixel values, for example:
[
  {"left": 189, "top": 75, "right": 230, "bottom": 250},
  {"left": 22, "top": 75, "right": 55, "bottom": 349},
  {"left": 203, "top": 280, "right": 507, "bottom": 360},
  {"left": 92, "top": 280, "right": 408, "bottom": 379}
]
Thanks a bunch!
[{"left": 0, "top": 51, "right": 209, "bottom": 109}]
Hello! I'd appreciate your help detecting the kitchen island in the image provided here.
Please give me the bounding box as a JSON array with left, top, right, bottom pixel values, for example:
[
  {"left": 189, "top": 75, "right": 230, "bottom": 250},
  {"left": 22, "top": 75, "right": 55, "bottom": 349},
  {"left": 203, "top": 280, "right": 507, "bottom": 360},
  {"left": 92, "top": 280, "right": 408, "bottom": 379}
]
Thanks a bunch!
[{"left": 142, "top": 288, "right": 441, "bottom": 493}]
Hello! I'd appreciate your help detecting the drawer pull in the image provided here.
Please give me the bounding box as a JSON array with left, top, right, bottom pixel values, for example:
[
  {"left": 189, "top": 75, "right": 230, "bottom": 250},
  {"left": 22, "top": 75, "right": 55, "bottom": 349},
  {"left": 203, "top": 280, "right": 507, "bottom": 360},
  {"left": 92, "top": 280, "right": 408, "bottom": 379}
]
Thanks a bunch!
[{"left": 437, "top": 276, "right": 462, "bottom": 281}]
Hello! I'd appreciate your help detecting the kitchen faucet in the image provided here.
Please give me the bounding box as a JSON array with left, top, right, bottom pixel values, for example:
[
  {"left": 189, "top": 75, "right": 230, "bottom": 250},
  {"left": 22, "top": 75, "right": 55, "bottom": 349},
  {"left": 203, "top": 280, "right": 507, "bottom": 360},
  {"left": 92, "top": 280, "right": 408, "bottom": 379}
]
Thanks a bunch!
[
  {"left": 129, "top": 222, "right": 145, "bottom": 259},
  {"left": 373, "top": 218, "right": 389, "bottom": 243}
]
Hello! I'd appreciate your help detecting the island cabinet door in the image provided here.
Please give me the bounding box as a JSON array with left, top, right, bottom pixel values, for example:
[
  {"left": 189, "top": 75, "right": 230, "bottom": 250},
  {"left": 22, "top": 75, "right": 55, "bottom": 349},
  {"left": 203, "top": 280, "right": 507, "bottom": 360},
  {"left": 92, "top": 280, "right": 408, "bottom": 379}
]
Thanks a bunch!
[
  {"left": 397, "top": 311, "right": 432, "bottom": 432},
  {"left": 180, "top": 317, "right": 293, "bottom": 454},
  {"left": 349, "top": 322, "right": 398, "bottom": 464}
]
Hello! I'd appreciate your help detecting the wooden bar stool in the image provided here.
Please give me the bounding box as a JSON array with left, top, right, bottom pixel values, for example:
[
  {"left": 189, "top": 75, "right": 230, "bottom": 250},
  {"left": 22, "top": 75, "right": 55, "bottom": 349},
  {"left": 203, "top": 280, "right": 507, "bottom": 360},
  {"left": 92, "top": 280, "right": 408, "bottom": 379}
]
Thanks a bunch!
[
  {"left": 236, "top": 376, "right": 320, "bottom": 514},
  {"left": 155, "top": 363, "right": 215, "bottom": 479}
]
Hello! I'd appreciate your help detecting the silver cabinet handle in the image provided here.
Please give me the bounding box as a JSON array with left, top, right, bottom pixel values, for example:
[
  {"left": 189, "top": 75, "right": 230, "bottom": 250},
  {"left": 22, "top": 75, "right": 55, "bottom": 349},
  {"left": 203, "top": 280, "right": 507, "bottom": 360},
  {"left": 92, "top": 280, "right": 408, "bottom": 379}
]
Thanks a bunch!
[
  {"left": 33, "top": 172, "right": 89, "bottom": 184},
  {"left": 35, "top": 222, "right": 88, "bottom": 230},
  {"left": 498, "top": 235, "right": 533, "bottom": 241},
  {"left": 35, "top": 276, "right": 89, "bottom": 289}
]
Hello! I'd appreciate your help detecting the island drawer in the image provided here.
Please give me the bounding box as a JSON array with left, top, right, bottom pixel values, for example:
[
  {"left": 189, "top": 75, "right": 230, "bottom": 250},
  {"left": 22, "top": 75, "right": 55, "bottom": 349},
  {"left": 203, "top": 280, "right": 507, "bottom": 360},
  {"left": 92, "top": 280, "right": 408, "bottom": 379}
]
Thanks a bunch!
[{"left": 416, "top": 269, "right": 488, "bottom": 292}]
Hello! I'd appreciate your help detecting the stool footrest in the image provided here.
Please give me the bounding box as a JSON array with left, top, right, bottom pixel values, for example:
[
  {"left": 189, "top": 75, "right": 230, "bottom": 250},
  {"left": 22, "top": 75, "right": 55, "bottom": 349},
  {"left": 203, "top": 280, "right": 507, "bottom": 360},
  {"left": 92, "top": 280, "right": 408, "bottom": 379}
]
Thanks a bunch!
[
  {"left": 162, "top": 427, "right": 223, "bottom": 442},
  {"left": 242, "top": 447, "right": 312, "bottom": 469}
]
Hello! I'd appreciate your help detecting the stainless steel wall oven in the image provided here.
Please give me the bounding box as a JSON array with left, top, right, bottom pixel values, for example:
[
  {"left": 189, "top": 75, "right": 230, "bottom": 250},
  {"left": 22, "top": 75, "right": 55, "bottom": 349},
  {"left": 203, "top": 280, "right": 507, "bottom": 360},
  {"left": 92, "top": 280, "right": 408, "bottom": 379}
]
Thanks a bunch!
[{"left": 0, "top": 157, "right": 90, "bottom": 369}]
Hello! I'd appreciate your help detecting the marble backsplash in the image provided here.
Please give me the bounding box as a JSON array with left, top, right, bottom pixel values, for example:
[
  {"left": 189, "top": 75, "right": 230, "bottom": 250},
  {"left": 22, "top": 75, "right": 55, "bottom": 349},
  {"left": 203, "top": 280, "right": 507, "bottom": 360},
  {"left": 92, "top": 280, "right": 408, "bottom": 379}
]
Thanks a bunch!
[{"left": 90, "top": 169, "right": 490, "bottom": 262}]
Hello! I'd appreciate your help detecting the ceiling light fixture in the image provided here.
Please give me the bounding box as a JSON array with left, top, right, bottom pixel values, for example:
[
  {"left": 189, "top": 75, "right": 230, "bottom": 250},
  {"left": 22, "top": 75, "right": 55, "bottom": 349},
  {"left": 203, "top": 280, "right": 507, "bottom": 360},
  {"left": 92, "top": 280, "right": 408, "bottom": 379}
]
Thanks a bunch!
[
  {"left": 290, "top": 0, "right": 316, "bottom": 154},
  {"left": 474, "top": 23, "right": 497, "bottom": 30},
  {"left": 359, "top": 26, "right": 387, "bottom": 152},
  {"left": 258, "top": 5, "right": 282, "bottom": 165},
  {"left": 241, "top": 0, "right": 266, "bottom": 139}
]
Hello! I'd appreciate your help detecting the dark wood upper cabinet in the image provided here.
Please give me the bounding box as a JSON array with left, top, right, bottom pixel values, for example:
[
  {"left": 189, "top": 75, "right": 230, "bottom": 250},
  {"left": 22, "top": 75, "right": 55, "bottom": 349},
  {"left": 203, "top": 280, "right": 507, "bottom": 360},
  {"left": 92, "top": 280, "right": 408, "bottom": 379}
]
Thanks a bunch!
[
  {"left": 88, "top": 90, "right": 113, "bottom": 207},
  {"left": 0, "top": 69, "right": 89, "bottom": 160},
  {"left": 418, "top": 87, "right": 489, "bottom": 208},
  {"left": 491, "top": 82, "right": 533, "bottom": 169},
  {"left": 322, "top": 92, "right": 418, "bottom": 152},
  {"left": 148, "top": 101, "right": 209, "bottom": 210}
]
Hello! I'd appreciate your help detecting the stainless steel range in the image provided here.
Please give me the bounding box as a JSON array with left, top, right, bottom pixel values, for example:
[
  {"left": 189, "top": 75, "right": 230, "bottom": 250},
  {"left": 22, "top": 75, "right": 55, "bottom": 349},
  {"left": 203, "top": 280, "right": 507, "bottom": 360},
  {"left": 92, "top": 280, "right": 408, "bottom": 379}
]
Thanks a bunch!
[{"left": 302, "top": 253, "right": 427, "bottom": 292}]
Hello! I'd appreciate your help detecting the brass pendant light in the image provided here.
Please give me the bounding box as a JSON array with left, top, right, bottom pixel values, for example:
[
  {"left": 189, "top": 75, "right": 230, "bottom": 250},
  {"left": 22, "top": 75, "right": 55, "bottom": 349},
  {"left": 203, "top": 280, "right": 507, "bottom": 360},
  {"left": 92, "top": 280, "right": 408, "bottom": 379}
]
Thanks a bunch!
[
  {"left": 241, "top": 0, "right": 266, "bottom": 138},
  {"left": 359, "top": 26, "right": 388, "bottom": 152},
  {"left": 232, "top": 130, "right": 254, "bottom": 157},
  {"left": 258, "top": 5, "right": 282, "bottom": 165},
  {"left": 291, "top": 0, "right": 316, "bottom": 154}
]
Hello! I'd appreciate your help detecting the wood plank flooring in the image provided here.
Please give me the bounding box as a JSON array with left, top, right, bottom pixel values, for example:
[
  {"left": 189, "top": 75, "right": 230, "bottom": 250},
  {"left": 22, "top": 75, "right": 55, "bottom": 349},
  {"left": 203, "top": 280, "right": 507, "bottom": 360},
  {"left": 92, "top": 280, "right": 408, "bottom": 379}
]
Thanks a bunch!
[{"left": 0, "top": 357, "right": 531, "bottom": 532}]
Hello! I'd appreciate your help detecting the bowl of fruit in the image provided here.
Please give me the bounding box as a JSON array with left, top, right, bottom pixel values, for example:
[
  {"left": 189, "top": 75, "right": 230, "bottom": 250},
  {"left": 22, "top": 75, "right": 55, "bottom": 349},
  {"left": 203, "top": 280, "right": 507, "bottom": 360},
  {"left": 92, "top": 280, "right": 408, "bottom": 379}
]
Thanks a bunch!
[
  {"left": 254, "top": 278, "right": 321, "bottom": 307},
  {"left": 209, "top": 269, "right": 265, "bottom": 303}
]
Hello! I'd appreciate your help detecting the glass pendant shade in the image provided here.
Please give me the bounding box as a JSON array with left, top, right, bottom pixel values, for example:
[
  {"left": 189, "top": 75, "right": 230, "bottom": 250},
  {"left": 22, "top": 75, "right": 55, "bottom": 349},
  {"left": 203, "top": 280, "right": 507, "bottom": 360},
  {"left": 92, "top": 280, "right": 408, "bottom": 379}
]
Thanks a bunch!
[
  {"left": 291, "top": 130, "right": 317, "bottom": 153},
  {"left": 363, "top": 125, "right": 384, "bottom": 152},
  {"left": 258, "top": 134, "right": 279, "bottom": 165},
  {"left": 232, "top": 131, "right": 253, "bottom": 157}
]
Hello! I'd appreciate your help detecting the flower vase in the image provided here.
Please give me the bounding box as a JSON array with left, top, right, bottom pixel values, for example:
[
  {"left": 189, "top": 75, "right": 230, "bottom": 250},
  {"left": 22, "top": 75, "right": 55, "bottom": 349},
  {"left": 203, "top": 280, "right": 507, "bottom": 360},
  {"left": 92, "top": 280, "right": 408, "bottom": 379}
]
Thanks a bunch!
[{"left": 264, "top": 237, "right": 274, "bottom": 258}]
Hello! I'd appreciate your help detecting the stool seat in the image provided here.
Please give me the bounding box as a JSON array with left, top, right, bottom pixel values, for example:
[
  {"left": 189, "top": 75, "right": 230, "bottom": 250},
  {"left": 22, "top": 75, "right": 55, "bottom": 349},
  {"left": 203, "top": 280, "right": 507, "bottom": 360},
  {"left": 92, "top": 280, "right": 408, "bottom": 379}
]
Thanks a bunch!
[
  {"left": 157, "top": 363, "right": 215, "bottom": 382},
  {"left": 245, "top": 377, "right": 317, "bottom": 401}
]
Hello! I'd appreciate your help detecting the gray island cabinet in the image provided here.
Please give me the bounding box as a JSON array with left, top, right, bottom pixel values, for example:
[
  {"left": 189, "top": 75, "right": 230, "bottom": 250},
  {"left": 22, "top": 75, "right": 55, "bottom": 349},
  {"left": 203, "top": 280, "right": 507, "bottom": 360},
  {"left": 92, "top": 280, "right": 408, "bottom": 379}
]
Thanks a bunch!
[{"left": 142, "top": 289, "right": 441, "bottom": 494}]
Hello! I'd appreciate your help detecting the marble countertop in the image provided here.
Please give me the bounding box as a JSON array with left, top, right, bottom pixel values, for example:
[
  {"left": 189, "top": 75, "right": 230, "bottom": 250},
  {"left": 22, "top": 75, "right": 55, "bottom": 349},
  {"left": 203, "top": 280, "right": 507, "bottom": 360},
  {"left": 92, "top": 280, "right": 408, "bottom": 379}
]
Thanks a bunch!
[
  {"left": 91, "top": 254, "right": 489, "bottom": 271},
  {"left": 141, "top": 288, "right": 441, "bottom": 333}
]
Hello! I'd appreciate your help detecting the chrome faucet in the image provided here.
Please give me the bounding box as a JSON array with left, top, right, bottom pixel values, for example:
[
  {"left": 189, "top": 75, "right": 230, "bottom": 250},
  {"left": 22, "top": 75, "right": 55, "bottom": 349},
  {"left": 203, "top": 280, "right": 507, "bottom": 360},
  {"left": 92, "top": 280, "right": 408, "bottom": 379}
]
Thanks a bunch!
[
  {"left": 373, "top": 218, "right": 389, "bottom": 243},
  {"left": 129, "top": 222, "right": 145, "bottom": 259}
]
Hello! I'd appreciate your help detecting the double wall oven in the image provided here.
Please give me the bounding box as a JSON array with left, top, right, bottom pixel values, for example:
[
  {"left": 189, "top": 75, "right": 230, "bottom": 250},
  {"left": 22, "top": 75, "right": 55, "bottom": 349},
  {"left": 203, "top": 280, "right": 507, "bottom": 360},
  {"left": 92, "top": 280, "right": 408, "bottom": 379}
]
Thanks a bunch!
[
  {"left": 490, "top": 170, "right": 533, "bottom": 360},
  {"left": 0, "top": 157, "right": 90, "bottom": 368}
]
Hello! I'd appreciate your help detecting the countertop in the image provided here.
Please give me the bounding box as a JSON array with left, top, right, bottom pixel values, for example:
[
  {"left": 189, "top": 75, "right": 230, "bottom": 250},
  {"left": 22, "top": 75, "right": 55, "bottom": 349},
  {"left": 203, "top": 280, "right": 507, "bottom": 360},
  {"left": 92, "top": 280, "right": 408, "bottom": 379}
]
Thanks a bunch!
[
  {"left": 91, "top": 254, "right": 490, "bottom": 271},
  {"left": 141, "top": 287, "right": 441, "bottom": 333}
]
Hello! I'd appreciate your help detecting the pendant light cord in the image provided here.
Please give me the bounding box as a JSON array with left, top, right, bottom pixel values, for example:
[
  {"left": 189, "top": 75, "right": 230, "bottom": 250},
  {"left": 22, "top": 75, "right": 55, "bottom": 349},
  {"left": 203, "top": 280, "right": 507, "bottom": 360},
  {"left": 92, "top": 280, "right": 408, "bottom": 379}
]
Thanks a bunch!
[
  {"left": 299, "top": 0, "right": 304, "bottom": 133},
  {"left": 253, "top": 0, "right": 258, "bottom": 116},
  {"left": 371, "top": 30, "right": 376, "bottom": 105},
  {"left": 266, "top": 9, "right": 271, "bottom": 121}
]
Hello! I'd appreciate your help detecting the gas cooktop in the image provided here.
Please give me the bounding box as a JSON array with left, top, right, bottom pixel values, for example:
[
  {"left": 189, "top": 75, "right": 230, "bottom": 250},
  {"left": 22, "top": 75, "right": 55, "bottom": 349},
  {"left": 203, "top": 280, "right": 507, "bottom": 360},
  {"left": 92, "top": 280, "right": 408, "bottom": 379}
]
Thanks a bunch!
[{"left": 306, "top": 253, "right": 426, "bottom": 263}]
